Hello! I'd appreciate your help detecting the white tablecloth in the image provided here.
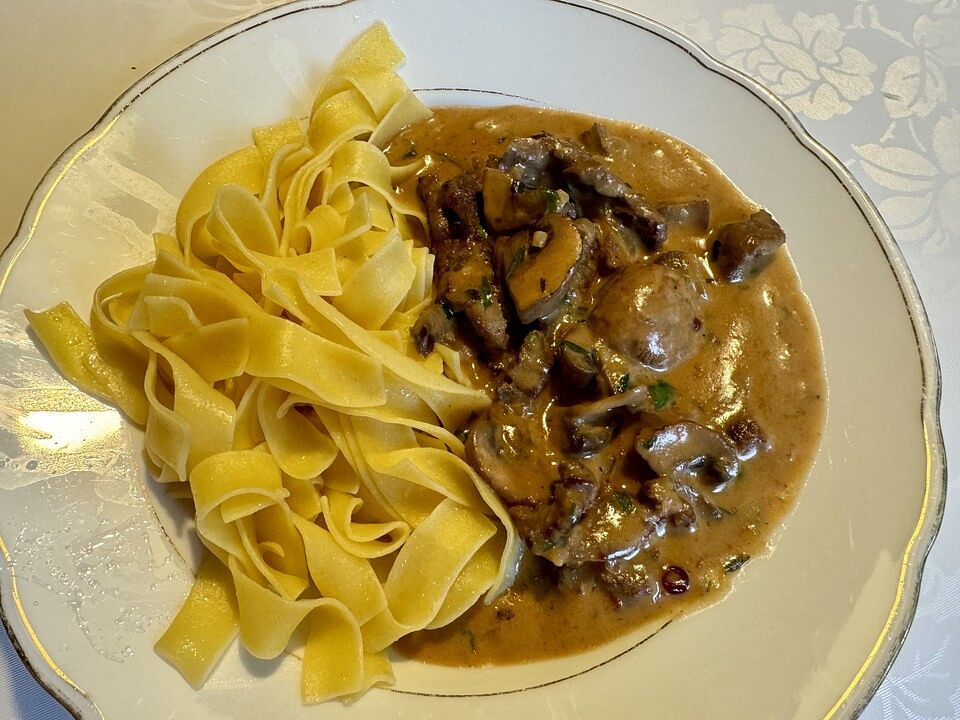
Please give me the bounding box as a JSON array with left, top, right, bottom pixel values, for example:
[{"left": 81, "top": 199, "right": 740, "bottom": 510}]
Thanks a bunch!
[{"left": 0, "top": 1, "right": 956, "bottom": 718}]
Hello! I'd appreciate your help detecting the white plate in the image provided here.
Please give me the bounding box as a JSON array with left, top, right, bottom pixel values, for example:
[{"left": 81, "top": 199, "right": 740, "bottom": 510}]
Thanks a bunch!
[{"left": 0, "top": 1, "right": 945, "bottom": 718}]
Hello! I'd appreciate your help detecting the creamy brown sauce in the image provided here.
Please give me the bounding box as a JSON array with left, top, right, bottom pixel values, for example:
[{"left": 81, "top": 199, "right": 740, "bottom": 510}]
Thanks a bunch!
[{"left": 386, "top": 107, "right": 826, "bottom": 666}]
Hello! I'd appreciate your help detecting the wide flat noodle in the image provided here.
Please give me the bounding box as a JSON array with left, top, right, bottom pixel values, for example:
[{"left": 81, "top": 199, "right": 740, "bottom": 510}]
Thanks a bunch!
[{"left": 25, "top": 22, "right": 522, "bottom": 706}]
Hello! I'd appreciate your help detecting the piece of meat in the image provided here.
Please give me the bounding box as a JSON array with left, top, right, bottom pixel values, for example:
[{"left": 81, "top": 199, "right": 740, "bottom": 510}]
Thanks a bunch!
[
  {"left": 411, "top": 303, "right": 454, "bottom": 356},
  {"left": 543, "top": 490, "right": 658, "bottom": 565},
  {"left": 589, "top": 263, "right": 704, "bottom": 372},
  {"left": 599, "top": 559, "right": 654, "bottom": 601},
  {"left": 497, "top": 137, "right": 552, "bottom": 188},
  {"left": 496, "top": 132, "right": 666, "bottom": 249},
  {"left": 499, "top": 330, "right": 553, "bottom": 399},
  {"left": 418, "top": 173, "right": 510, "bottom": 350},
  {"left": 642, "top": 476, "right": 697, "bottom": 530},
  {"left": 712, "top": 209, "right": 786, "bottom": 282},
  {"left": 507, "top": 459, "right": 604, "bottom": 553}
]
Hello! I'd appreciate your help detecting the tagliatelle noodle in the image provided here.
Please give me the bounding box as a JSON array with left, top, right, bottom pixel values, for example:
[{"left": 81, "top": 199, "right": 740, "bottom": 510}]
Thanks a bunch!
[{"left": 24, "top": 23, "right": 522, "bottom": 705}]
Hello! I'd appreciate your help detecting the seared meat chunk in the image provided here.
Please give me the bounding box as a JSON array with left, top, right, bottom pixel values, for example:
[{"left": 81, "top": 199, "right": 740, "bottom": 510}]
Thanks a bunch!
[
  {"left": 411, "top": 303, "right": 454, "bottom": 356},
  {"left": 498, "top": 132, "right": 666, "bottom": 250},
  {"left": 544, "top": 490, "right": 657, "bottom": 565},
  {"left": 712, "top": 209, "right": 785, "bottom": 282},
  {"left": 508, "top": 460, "right": 604, "bottom": 554},
  {"left": 636, "top": 421, "right": 740, "bottom": 490},
  {"left": 590, "top": 263, "right": 703, "bottom": 372},
  {"left": 418, "top": 173, "right": 510, "bottom": 350},
  {"left": 500, "top": 330, "right": 553, "bottom": 399},
  {"left": 642, "top": 476, "right": 697, "bottom": 530},
  {"left": 600, "top": 560, "right": 654, "bottom": 601}
]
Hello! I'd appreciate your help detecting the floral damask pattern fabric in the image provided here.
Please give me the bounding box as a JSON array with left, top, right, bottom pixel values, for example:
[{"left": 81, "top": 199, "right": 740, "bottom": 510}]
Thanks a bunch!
[
  {"left": 0, "top": 2, "right": 956, "bottom": 719},
  {"left": 636, "top": 1, "right": 959, "bottom": 718}
]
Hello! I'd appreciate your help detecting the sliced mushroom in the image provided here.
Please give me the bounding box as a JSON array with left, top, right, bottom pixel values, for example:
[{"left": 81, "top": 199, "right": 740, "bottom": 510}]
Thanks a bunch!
[
  {"left": 564, "top": 386, "right": 653, "bottom": 454},
  {"left": 545, "top": 490, "right": 658, "bottom": 565},
  {"left": 656, "top": 198, "right": 710, "bottom": 233},
  {"left": 557, "top": 325, "right": 598, "bottom": 391},
  {"left": 590, "top": 263, "right": 703, "bottom": 371},
  {"left": 579, "top": 122, "right": 619, "bottom": 156},
  {"left": 712, "top": 209, "right": 786, "bottom": 282},
  {"left": 505, "top": 213, "right": 585, "bottom": 324},
  {"left": 410, "top": 303, "right": 454, "bottom": 356},
  {"left": 635, "top": 421, "right": 740, "bottom": 490},
  {"left": 466, "top": 418, "right": 553, "bottom": 505}
]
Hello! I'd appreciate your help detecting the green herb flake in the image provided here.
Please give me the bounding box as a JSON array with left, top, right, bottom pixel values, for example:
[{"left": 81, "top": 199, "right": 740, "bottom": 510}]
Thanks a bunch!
[
  {"left": 648, "top": 381, "right": 675, "bottom": 410},
  {"left": 506, "top": 245, "right": 526, "bottom": 276},
  {"left": 561, "top": 340, "right": 592, "bottom": 357},
  {"left": 613, "top": 492, "right": 636, "bottom": 514},
  {"left": 543, "top": 188, "right": 562, "bottom": 213},
  {"left": 615, "top": 373, "right": 630, "bottom": 394},
  {"left": 461, "top": 628, "right": 478, "bottom": 653},
  {"left": 723, "top": 553, "right": 751, "bottom": 573},
  {"left": 439, "top": 300, "right": 456, "bottom": 319},
  {"left": 541, "top": 538, "right": 559, "bottom": 551},
  {"left": 401, "top": 145, "right": 418, "bottom": 159},
  {"left": 478, "top": 276, "right": 493, "bottom": 308},
  {"left": 641, "top": 435, "right": 656, "bottom": 450}
]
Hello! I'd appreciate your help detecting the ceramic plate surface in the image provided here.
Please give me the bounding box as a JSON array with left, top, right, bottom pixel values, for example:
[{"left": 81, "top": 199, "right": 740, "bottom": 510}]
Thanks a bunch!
[{"left": 0, "top": 1, "right": 945, "bottom": 718}]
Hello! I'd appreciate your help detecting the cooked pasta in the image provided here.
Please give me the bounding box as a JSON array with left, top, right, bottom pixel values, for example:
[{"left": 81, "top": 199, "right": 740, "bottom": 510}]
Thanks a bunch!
[{"left": 25, "top": 23, "right": 521, "bottom": 704}]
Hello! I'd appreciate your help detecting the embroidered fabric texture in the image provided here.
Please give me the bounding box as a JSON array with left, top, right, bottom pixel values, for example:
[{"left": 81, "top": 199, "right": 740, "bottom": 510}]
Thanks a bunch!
[{"left": 0, "top": 1, "right": 956, "bottom": 718}]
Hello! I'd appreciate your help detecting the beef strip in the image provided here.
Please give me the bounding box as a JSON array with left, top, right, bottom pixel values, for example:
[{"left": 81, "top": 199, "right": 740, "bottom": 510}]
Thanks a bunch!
[
  {"left": 417, "top": 173, "right": 510, "bottom": 350},
  {"left": 712, "top": 209, "right": 786, "bottom": 282}
]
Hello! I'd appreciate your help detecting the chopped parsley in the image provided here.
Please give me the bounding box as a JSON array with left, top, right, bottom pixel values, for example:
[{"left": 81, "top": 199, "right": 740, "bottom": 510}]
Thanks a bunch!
[
  {"left": 479, "top": 276, "right": 493, "bottom": 308},
  {"left": 439, "top": 300, "right": 455, "bottom": 319},
  {"left": 461, "top": 628, "right": 478, "bottom": 653},
  {"left": 506, "top": 245, "right": 526, "bottom": 276},
  {"left": 613, "top": 492, "right": 636, "bottom": 514},
  {"left": 648, "top": 381, "right": 675, "bottom": 410},
  {"left": 543, "top": 188, "right": 562, "bottom": 213},
  {"left": 614, "top": 373, "right": 630, "bottom": 394},
  {"left": 561, "top": 340, "right": 592, "bottom": 357},
  {"left": 723, "top": 553, "right": 751, "bottom": 573}
]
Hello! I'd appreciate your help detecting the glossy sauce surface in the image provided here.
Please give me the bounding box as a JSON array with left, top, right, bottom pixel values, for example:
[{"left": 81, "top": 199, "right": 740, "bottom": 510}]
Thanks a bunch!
[{"left": 387, "top": 106, "right": 826, "bottom": 666}]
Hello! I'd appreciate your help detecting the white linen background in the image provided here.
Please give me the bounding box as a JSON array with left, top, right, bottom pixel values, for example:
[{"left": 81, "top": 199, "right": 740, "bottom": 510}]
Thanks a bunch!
[{"left": 0, "top": 1, "right": 956, "bottom": 718}]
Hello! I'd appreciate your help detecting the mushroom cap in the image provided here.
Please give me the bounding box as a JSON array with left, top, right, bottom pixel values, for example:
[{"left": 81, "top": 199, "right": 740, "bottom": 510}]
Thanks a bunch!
[{"left": 590, "top": 263, "right": 703, "bottom": 371}]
